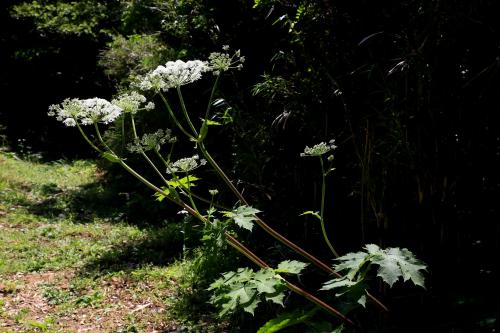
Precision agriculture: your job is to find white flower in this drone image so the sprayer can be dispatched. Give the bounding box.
[48,98,123,126]
[80,98,123,125]
[112,91,153,114]
[135,60,209,92]
[300,139,337,157]
[167,154,207,174]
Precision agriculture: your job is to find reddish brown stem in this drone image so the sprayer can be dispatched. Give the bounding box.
[225,233,360,330]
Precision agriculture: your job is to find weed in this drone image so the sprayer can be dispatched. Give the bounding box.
[26,318,55,332]
[14,308,29,323]
[42,284,72,305]
[0,280,21,294]
[74,291,103,308]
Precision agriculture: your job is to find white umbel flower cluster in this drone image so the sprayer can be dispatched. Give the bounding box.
[112,91,154,114]
[136,60,209,92]
[167,154,207,174]
[48,98,123,127]
[300,139,337,157]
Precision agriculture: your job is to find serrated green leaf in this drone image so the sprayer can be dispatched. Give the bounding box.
[265,292,285,306]
[167,175,200,189]
[223,205,261,231]
[320,276,357,291]
[242,297,261,315]
[227,285,254,304]
[374,255,401,287]
[372,247,427,288]
[254,269,279,294]
[257,309,317,333]
[275,260,308,274]
[209,266,286,317]
[153,187,170,202]
[334,251,369,280]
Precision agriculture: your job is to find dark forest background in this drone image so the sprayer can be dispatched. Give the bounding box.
[1,1,499,331]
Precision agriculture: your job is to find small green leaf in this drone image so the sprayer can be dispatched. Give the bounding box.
[223,205,261,231]
[265,292,285,306]
[275,260,308,274]
[153,187,170,202]
[102,152,121,163]
[300,210,321,221]
[167,175,200,189]
[204,119,221,126]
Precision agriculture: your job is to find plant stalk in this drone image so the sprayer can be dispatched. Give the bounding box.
[319,157,339,257]
[225,234,359,330]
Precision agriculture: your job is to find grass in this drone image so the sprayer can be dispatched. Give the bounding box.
[0,152,226,332]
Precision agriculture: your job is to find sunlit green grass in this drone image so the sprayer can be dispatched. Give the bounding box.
[0,152,224,332]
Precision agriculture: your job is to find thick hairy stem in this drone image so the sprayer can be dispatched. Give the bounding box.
[319,158,340,257]
[225,234,359,330]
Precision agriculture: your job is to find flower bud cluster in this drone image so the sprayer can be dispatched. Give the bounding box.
[300,139,337,157]
[128,129,176,153]
[48,98,123,127]
[112,91,154,114]
[209,46,245,75]
[167,154,207,174]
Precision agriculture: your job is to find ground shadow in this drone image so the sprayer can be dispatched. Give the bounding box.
[24,176,178,226]
[79,223,188,275]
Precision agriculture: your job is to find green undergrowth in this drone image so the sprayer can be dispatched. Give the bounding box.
[0,152,226,332]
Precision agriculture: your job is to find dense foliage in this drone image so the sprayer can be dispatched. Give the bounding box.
[1,1,499,331]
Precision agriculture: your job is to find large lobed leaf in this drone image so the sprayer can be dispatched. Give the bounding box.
[208,260,306,317]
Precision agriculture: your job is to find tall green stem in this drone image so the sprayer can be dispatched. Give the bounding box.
[319,158,339,257]
[75,123,103,154]
[158,92,195,140]
[203,75,220,121]
[177,87,198,137]
[198,142,340,275]
[185,173,198,212]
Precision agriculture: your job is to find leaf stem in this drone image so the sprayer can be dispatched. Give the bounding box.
[319,157,339,257]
